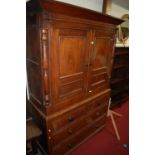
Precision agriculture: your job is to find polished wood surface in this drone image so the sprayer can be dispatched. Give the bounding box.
[52,28,89,102]
[26,0,123,154]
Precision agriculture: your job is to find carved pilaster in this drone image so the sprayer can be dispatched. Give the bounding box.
[41,28,50,106]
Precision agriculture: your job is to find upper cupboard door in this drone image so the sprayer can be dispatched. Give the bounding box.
[88,30,115,93]
[52,28,90,102]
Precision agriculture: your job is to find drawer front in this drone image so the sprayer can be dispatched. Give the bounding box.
[52,105,86,131]
[52,104,107,146]
[53,125,94,155]
[53,142,68,155]
[88,94,109,111]
[53,116,106,155]
[66,125,94,150]
[52,116,88,146]
[49,93,110,154]
[93,114,107,130]
[88,105,108,122]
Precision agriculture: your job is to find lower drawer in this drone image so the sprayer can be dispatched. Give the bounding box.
[88,105,108,122]
[52,116,88,146]
[92,114,107,130]
[53,115,106,155]
[51,105,86,131]
[87,93,110,111]
[53,125,93,155]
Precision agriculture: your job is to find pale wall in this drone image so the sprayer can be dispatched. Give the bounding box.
[111,0,129,18]
[55,0,104,12]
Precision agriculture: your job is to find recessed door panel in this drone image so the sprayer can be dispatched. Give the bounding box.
[52,28,90,101]
[59,37,86,77]
[92,38,109,69]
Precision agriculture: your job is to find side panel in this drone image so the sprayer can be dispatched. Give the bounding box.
[27,12,52,113]
[27,23,43,108]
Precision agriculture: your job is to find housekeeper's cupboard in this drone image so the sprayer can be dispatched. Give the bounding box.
[26,0,123,154]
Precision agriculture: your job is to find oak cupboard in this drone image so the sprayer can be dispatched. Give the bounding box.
[26,0,123,154]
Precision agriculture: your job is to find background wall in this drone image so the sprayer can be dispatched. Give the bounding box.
[111,0,129,18]
[111,0,129,47]
[55,0,129,17]
[55,0,104,12]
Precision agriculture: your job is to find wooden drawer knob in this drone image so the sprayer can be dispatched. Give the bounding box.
[85,64,89,67]
[68,116,74,122]
[67,143,73,149]
[95,124,99,129]
[97,102,102,106]
[67,129,73,134]
[96,112,101,116]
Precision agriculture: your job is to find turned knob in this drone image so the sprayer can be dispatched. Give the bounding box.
[85,64,92,67]
[95,124,99,129]
[68,143,73,148]
[96,112,100,116]
[97,102,101,106]
[67,129,73,134]
[68,116,74,122]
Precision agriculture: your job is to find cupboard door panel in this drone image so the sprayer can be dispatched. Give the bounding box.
[52,28,90,102]
[59,37,86,76]
[88,30,115,93]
